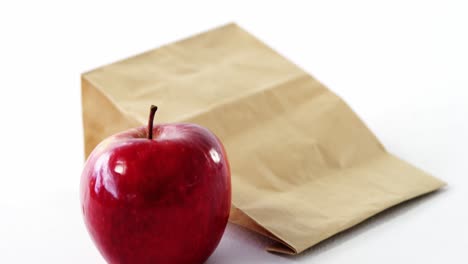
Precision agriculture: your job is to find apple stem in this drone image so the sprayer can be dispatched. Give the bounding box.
[148,105,158,140]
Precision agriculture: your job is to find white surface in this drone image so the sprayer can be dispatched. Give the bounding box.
[0,1,467,263]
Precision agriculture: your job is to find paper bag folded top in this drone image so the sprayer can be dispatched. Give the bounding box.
[82,23,445,254]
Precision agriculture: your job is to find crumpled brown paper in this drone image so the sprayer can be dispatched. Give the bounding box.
[81,23,445,254]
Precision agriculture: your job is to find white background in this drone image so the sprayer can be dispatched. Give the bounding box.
[0,1,467,263]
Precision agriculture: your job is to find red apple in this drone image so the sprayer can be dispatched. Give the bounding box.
[80,106,231,264]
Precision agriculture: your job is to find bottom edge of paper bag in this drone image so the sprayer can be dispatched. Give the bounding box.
[229,205,297,255]
[229,154,446,255]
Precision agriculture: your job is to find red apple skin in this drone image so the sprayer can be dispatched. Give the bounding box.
[80,123,231,264]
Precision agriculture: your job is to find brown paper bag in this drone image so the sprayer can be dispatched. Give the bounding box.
[81,23,445,254]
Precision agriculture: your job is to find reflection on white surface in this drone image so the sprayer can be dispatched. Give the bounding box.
[209,148,221,163]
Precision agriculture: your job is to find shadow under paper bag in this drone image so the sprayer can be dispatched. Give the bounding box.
[81,23,446,255]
